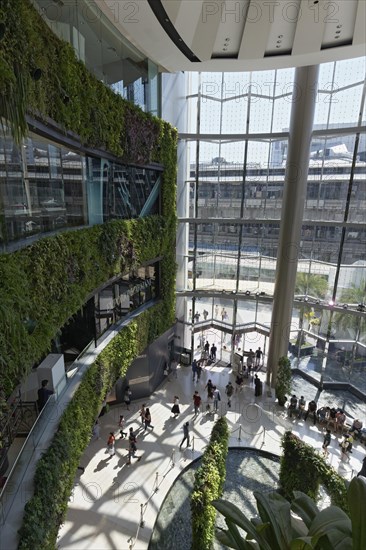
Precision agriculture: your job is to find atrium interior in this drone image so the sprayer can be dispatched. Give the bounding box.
[0,1,365,549]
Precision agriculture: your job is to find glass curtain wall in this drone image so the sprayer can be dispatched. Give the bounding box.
[180,58,366,394]
[31,0,160,115]
[0,129,161,249]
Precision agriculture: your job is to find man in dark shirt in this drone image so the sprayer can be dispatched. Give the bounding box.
[37,379,53,411]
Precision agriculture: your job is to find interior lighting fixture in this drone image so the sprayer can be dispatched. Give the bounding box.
[256,291,260,297]
[245,290,250,296]
[304,296,309,302]
[328,300,335,307]
[342,304,348,309]
[357,303,366,312]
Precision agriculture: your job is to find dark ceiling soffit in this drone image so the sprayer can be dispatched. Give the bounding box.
[147,0,201,63]
[26,114,164,172]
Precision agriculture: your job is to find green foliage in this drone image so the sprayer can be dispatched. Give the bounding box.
[17,316,158,549]
[191,417,229,550]
[333,281,366,336]
[275,356,292,405]
[0,3,178,548]
[280,432,348,513]
[0,216,172,397]
[0,0,177,165]
[295,273,328,299]
[213,478,366,550]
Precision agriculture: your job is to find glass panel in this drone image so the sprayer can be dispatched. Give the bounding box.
[221,96,247,134]
[200,97,222,133]
[272,67,294,132]
[314,62,334,126]
[334,260,366,305]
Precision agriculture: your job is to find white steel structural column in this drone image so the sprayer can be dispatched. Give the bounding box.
[267,65,319,389]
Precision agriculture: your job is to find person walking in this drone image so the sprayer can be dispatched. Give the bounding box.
[124,386,132,410]
[192,359,198,382]
[255,347,263,367]
[247,350,254,373]
[196,361,203,381]
[213,386,221,412]
[225,381,234,408]
[180,421,190,449]
[144,408,153,430]
[193,391,202,416]
[139,404,146,425]
[106,432,115,458]
[119,415,127,438]
[171,396,180,418]
[322,429,331,457]
[205,379,214,399]
[92,420,100,441]
[127,427,140,464]
[37,379,54,411]
[170,359,178,379]
[215,304,219,318]
[211,344,217,361]
[254,375,261,397]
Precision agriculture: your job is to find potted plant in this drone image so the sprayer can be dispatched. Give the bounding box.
[275,356,292,406]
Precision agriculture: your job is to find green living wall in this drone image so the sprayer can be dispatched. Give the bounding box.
[0,3,177,544]
[0,0,178,400]
[0,0,163,163]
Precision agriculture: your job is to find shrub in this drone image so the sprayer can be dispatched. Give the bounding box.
[191,417,229,550]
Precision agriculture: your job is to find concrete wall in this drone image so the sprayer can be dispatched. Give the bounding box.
[115,325,176,403]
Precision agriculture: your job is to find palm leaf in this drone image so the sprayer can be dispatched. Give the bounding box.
[291,491,319,528]
[212,499,273,550]
[254,491,292,550]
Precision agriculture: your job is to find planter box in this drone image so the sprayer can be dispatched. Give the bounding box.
[289,342,315,357]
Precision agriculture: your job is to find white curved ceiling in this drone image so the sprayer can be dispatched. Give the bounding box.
[97,0,366,72]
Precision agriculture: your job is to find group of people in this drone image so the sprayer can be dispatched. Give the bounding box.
[105,425,140,465]
[105,400,157,464]
[244,348,263,369]
[286,395,364,462]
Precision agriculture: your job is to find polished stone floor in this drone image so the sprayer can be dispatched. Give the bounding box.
[57,362,366,550]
